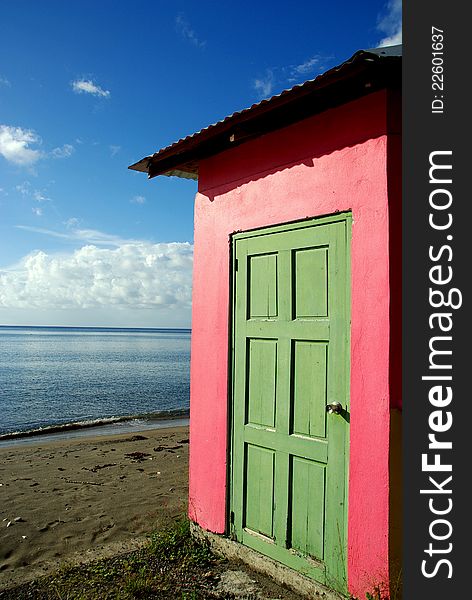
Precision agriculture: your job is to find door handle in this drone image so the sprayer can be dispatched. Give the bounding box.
[326,401,343,414]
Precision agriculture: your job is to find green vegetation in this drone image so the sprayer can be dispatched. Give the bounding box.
[1,518,393,599]
[364,585,389,600]
[0,519,221,600]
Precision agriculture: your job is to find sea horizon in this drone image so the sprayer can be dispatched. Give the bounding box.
[0,324,191,332]
[0,325,191,445]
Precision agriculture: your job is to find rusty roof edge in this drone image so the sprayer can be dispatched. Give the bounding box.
[128,158,150,173]
[129,47,401,177]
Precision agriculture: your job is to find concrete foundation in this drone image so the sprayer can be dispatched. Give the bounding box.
[190,522,347,600]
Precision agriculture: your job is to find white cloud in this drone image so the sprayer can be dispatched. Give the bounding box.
[32,207,43,217]
[254,70,274,99]
[292,56,322,77]
[253,54,332,99]
[51,144,75,159]
[0,125,42,166]
[71,79,111,98]
[16,181,32,195]
[64,217,81,228]
[377,0,402,47]
[109,145,121,157]
[15,182,51,202]
[0,242,193,312]
[16,225,142,247]
[175,14,206,48]
[0,127,73,167]
[0,76,11,87]
[252,54,335,100]
[131,195,146,205]
[286,55,333,84]
[33,190,51,202]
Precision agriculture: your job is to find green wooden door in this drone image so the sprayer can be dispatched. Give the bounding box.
[230,214,351,593]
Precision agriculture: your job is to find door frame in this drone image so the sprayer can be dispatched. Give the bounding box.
[227,212,352,592]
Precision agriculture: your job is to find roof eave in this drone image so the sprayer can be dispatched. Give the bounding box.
[129,49,401,180]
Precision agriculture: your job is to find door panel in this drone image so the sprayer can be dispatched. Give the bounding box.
[231,215,350,593]
[245,445,276,538]
[249,253,278,318]
[294,247,328,318]
[291,341,327,438]
[247,339,277,428]
[290,456,326,560]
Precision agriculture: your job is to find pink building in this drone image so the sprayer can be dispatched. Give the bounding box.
[130,46,402,599]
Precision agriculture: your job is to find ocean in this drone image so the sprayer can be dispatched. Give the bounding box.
[0,326,191,442]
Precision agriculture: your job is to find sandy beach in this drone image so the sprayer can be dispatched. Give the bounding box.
[0,425,189,590]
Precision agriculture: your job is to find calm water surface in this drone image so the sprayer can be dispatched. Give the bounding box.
[0,326,190,437]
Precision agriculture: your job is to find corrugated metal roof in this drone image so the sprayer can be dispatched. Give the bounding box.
[129,45,401,180]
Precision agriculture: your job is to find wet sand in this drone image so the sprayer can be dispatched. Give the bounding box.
[0,425,189,590]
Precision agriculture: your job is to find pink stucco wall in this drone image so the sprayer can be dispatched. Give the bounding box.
[189,90,398,597]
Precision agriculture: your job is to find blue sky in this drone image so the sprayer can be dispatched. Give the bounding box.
[0,1,401,327]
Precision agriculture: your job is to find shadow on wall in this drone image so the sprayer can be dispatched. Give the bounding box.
[198,91,393,203]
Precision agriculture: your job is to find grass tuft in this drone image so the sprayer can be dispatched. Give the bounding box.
[0,518,219,600]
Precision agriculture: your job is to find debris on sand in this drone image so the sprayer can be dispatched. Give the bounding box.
[124,452,151,462]
[153,445,183,453]
[82,463,117,473]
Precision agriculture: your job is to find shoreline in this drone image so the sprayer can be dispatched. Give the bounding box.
[0,410,189,448]
[0,325,191,334]
[0,424,189,589]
